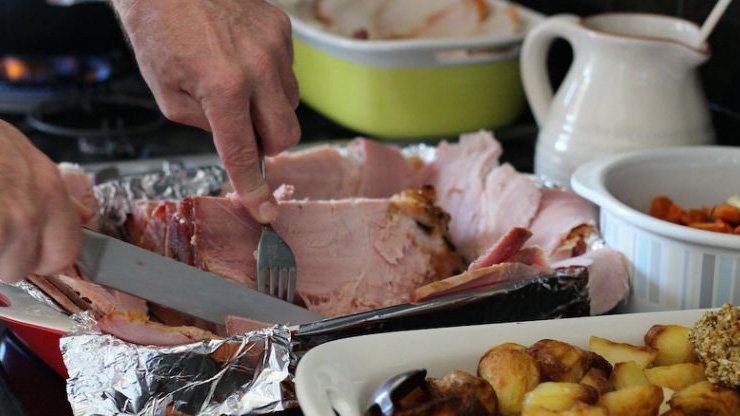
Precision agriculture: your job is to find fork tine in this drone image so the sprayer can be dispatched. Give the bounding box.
[276,268,284,300]
[269,267,277,296]
[287,268,297,303]
[257,267,266,293]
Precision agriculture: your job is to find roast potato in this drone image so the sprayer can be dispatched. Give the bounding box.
[522,403,608,416]
[521,382,598,411]
[660,409,687,416]
[644,363,706,391]
[528,340,591,382]
[428,370,497,415]
[478,344,541,415]
[668,380,740,416]
[589,336,657,368]
[644,325,697,366]
[579,368,613,395]
[609,361,652,389]
[597,384,664,416]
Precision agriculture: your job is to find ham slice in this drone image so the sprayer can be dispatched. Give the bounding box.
[428,132,541,260]
[411,262,543,302]
[528,188,598,261]
[264,138,421,200]
[553,248,630,315]
[183,188,463,317]
[468,227,532,272]
[54,273,148,317]
[98,312,217,346]
[225,316,271,336]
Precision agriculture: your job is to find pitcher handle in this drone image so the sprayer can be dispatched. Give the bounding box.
[521,14,582,126]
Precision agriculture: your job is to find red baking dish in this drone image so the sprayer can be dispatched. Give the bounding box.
[0,285,76,378]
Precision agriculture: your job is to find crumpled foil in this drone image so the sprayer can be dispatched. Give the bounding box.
[93,163,227,235]
[62,325,295,416]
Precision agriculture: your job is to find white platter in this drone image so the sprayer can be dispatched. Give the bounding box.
[295,309,708,416]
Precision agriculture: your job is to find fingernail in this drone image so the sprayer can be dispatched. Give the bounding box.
[258,200,279,223]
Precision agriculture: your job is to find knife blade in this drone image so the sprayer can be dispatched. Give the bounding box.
[77,229,323,325]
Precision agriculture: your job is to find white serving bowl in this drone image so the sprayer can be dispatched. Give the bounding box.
[572,146,740,312]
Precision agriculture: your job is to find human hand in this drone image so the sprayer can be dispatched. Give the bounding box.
[113,0,301,224]
[0,121,84,283]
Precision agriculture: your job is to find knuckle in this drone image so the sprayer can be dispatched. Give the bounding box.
[221,145,258,171]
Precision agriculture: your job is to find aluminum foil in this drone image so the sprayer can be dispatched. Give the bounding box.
[93,163,227,234]
[62,325,295,416]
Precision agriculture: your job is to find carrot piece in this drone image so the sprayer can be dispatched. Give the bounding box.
[681,209,710,225]
[649,196,674,219]
[735,225,740,235]
[712,204,740,225]
[689,221,733,233]
[665,204,685,224]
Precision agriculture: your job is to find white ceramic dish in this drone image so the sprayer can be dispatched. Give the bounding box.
[295,309,707,416]
[572,146,740,312]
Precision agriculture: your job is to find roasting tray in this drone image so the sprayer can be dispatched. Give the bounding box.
[0,153,594,414]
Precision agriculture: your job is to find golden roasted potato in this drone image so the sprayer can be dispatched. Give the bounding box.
[660,409,687,416]
[644,363,706,391]
[529,340,591,382]
[609,361,652,389]
[598,384,664,416]
[668,381,740,416]
[478,345,541,415]
[579,368,614,395]
[522,382,598,411]
[522,403,608,416]
[428,370,498,415]
[644,325,698,366]
[589,336,658,368]
[587,352,613,377]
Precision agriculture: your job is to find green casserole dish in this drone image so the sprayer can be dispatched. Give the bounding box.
[279,0,543,139]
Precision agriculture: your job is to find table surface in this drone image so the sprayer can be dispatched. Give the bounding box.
[0,105,537,415]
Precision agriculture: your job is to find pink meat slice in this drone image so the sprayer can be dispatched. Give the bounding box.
[507,246,552,272]
[126,200,173,255]
[98,312,217,346]
[265,138,421,200]
[411,262,543,302]
[265,145,362,200]
[528,188,598,261]
[183,195,459,317]
[225,316,271,336]
[349,138,422,198]
[468,227,532,272]
[54,273,148,316]
[427,131,541,260]
[58,162,100,230]
[552,248,630,315]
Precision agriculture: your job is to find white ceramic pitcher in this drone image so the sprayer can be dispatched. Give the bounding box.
[521,13,715,186]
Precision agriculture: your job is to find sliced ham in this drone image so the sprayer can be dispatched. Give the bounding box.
[225,316,271,336]
[411,262,544,302]
[26,274,84,314]
[54,273,148,317]
[507,246,552,272]
[428,132,541,260]
[552,248,630,315]
[183,189,463,317]
[264,138,421,200]
[265,145,361,200]
[528,188,598,261]
[468,227,532,272]
[98,311,217,346]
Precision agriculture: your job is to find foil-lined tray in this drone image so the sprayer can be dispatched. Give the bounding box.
[39,151,594,415]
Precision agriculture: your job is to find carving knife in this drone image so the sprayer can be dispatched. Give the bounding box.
[77,229,324,325]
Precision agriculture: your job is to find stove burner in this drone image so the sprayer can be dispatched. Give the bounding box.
[27,96,166,158]
[1,54,115,85]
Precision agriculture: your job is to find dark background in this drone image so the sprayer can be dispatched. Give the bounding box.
[0,1,739,416]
